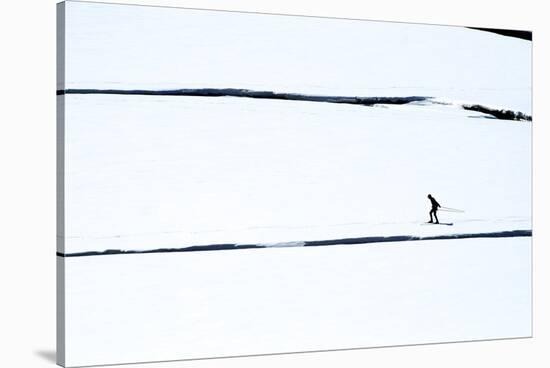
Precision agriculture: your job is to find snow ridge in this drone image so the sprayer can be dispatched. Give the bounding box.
[462,104,532,121]
[57,229,531,258]
[58,88,429,106]
[59,88,531,121]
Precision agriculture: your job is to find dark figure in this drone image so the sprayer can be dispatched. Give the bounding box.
[427,194,441,224]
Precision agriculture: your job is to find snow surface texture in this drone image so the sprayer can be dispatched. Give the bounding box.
[59,1,532,367]
[64,95,531,253]
[63,2,531,113]
[64,238,531,366]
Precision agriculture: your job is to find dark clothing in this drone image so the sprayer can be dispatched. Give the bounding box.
[428,196,441,223]
[429,208,439,223]
[429,197,441,210]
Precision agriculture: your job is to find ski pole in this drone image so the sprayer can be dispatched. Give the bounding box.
[439,206,464,213]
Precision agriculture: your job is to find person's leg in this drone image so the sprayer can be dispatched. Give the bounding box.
[434,209,439,224]
[429,209,433,223]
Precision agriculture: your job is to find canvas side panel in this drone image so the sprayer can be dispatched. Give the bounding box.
[56,2,66,367]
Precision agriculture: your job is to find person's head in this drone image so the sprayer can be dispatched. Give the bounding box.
[427,194,432,199]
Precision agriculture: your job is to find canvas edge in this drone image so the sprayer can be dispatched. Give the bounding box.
[52,2,534,366]
[56,2,66,367]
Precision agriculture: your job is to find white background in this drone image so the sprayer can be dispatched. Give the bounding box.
[0,0,548,367]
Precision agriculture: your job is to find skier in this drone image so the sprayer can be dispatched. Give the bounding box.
[427,194,441,224]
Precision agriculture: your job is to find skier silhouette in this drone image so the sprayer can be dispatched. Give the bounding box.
[427,194,441,224]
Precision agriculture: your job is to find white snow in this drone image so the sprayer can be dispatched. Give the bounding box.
[64,95,530,253]
[63,1,531,113]
[64,237,531,367]
[59,2,532,367]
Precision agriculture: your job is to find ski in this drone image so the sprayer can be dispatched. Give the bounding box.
[421,222,454,226]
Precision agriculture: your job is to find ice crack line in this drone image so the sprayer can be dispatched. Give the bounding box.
[57,88,531,121]
[57,229,532,258]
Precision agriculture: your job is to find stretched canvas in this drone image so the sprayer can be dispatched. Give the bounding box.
[56,1,532,367]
